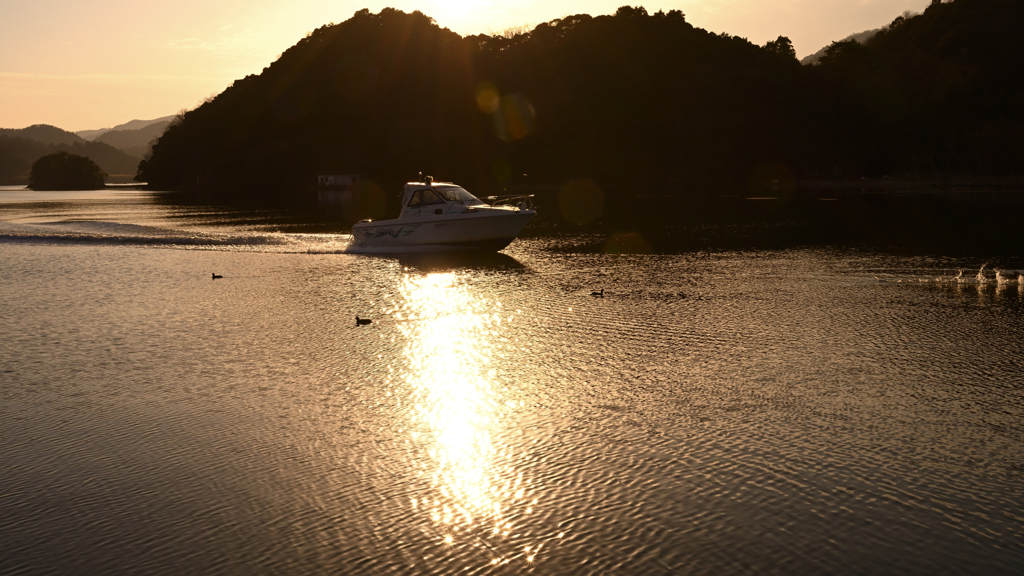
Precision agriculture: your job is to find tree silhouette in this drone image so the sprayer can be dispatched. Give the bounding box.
[764,36,796,59]
[29,152,106,190]
[138,1,1024,202]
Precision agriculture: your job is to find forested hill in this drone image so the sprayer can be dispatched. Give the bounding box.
[817,0,1024,178]
[0,124,87,146]
[95,120,172,158]
[0,125,143,185]
[800,28,880,65]
[139,0,1024,198]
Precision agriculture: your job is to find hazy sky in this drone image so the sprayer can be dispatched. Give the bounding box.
[0,0,931,131]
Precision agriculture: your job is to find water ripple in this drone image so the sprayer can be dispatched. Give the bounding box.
[2,194,1024,574]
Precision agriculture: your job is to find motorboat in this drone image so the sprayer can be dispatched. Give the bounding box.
[351,178,536,251]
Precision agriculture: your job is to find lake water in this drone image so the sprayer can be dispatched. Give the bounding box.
[2,188,1023,575]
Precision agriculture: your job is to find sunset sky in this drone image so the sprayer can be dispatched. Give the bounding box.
[1,0,931,132]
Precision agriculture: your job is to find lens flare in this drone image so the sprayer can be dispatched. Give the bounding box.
[494,93,535,141]
[475,82,500,114]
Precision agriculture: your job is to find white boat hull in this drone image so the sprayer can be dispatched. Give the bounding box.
[351,208,536,250]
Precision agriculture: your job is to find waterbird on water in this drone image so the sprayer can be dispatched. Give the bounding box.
[212,273,223,279]
[356,315,372,326]
[590,288,604,297]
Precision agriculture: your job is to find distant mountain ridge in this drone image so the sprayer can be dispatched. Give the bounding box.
[0,117,174,184]
[0,124,87,146]
[0,124,143,185]
[801,28,882,65]
[94,120,173,158]
[76,116,175,141]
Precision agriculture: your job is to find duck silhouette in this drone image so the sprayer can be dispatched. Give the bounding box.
[590,288,604,297]
[356,315,372,326]
[212,273,223,279]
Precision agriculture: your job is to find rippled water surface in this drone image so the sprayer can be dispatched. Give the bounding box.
[2,189,1024,574]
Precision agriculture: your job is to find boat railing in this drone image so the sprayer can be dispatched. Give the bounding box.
[485,194,535,211]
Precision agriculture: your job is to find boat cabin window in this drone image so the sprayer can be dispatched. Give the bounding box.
[435,187,479,203]
[407,189,446,207]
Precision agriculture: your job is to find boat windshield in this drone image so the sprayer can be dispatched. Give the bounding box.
[407,189,446,207]
[434,187,480,203]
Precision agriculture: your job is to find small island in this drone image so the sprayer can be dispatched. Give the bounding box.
[29,151,107,190]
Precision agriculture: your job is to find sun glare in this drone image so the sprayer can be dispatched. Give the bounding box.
[419,0,505,34]
[392,270,550,568]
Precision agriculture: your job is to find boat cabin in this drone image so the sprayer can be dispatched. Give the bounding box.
[399,182,486,219]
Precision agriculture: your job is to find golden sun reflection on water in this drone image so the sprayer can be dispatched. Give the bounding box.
[393,271,542,566]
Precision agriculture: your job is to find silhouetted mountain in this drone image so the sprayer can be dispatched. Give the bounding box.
[0,124,86,146]
[0,134,142,185]
[75,128,111,141]
[139,7,806,198]
[139,1,1024,204]
[96,120,172,157]
[77,116,175,141]
[800,28,881,65]
[813,0,1024,177]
